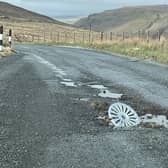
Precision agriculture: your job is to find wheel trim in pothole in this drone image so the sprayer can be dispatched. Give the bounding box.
[108,103,140,127]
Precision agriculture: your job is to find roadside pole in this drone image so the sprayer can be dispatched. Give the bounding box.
[0,25,3,51]
[89,24,91,43]
[8,29,12,48]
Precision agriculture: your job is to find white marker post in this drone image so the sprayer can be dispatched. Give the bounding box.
[0,25,3,52]
[8,29,12,48]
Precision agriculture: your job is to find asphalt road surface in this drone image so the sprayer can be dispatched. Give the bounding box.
[0,44,168,168]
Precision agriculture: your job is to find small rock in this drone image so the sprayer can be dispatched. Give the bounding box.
[146,114,153,119]
[140,122,163,129]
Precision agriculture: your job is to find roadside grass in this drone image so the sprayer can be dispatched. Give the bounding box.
[0,47,15,57]
[3,20,168,64]
[88,39,168,64]
[44,38,168,65]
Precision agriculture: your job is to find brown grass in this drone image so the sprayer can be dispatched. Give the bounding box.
[0,47,14,57]
[1,20,168,64]
[87,38,168,64]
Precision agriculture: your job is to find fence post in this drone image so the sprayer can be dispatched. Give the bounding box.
[157,30,160,42]
[122,32,125,40]
[0,25,3,51]
[50,32,53,42]
[82,32,85,43]
[43,32,46,43]
[105,32,108,41]
[138,30,141,40]
[147,31,150,42]
[73,32,76,43]
[89,24,91,43]
[8,29,12,48]
[22,33,24,42]
[110,32,113,41]
[100,32,104,42]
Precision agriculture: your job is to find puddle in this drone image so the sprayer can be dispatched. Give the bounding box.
[140,114,168,128]
[79,98,90,102]
[88,84,107,89]
[99,90,123,99]
[79,81,97,86]
[60,81,77,87]
[63,79,72,82]
[88,84,123,99]
[73,98,90,102]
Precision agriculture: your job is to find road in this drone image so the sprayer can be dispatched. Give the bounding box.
[0,44,168,168]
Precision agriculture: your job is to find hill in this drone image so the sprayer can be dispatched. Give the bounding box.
[74,5,168,34]
[0,1,63,24]
[0,2,89,44]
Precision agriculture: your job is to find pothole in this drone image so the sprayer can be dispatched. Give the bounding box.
[62,78,72,82]
[88,84,107,89]
[88,84,123,99]
[73,98,90,102]
[79,98,90,102]
[98,90,123,99]
[92,101,168,129]
[60,81,77,87]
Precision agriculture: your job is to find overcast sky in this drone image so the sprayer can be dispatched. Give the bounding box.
[2,0,168,18]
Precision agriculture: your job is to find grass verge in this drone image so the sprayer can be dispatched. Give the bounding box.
[43,39,168,65]
[0,47,15,58]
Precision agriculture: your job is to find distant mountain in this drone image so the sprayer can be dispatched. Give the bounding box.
[75,5,168,34]
[0,1,64,24]
[55,16,84,24]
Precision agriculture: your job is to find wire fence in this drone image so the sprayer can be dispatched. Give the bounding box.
[12,30,168,44]
[1,22,166,44]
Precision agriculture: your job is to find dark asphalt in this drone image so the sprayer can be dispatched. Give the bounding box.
[0,44,168,168]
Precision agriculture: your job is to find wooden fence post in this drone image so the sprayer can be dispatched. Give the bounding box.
[122,32,125,40]
[100,32,103,42]
[50,32,53,42]
[89,24,92,43]
[82,32,85,43]
[43,32,46,43]
[147,31,150,42]
[110,32,113,41]
[22,33,24,43]
[157,30,160,42]
[73,32,76,43]
[138,30,141,40]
